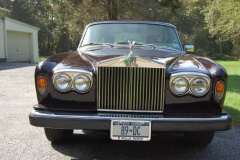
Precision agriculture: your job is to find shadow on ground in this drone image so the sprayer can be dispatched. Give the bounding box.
[0,62,36,71]
[223,105,240,127]
[51,130,233,160]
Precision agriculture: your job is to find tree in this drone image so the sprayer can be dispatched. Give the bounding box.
[2,0,236,59]
[203,0,240,58]
[0,0,34,25]
[50,0,181,43]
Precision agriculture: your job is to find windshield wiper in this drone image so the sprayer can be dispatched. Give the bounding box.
[81,43,113,47]
[115,41,155,49]
[114,41,128,44]
[142,44,156,49]
[115,41,143,45]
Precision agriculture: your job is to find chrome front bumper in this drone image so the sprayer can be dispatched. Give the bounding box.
[29,109,232,131]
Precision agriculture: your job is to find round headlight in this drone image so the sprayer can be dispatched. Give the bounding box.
[54,74,72,92]
[190,78,209,96]
[74,74,91,92]
[171,77,189,95]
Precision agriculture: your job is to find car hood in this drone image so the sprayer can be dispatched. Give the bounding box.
[80,46,183,68]
[51,46,212,76]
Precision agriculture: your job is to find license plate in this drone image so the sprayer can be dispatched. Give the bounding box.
[110,120,151,141]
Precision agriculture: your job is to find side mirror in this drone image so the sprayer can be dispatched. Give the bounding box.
[184,45,194,53]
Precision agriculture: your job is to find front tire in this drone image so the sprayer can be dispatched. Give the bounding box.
[44,128,73,143]
[184,131,214,147]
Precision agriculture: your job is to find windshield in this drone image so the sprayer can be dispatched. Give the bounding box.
[81,23,182,50]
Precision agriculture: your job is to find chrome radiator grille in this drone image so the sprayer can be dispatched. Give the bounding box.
[97,67,165,112]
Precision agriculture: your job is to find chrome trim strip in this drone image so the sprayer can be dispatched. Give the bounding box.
[104,67,107,109]
[169,72,210,96]
[53,69,93,93]
[81,45,183,52]
[97,67,100,109]
[156,69,160,109]
[160,69,163,110]
[170,72,211,78]
[139,68,142,110]
[97,109,163,113]
[154,69,157,110]
[162,69,166,111]
[119,67,122,109]
[173,27,184,51]
[99,114,163,119]
[53,69,93,75]
[30,110,229,121]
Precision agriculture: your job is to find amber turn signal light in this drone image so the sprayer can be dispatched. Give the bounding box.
[38,76,47,95]
[38,76,46,89]
[215,80,224,100]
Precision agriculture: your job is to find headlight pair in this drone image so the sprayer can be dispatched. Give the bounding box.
[170,73,210,96]
[54,70,92,93]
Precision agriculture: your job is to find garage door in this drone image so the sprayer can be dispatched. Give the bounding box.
[7,31,31,62]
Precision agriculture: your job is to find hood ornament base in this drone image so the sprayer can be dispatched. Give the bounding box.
[128,40,136,57]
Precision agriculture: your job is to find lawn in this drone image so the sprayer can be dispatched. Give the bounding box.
[39,56,49,62]
[215,60,240,126]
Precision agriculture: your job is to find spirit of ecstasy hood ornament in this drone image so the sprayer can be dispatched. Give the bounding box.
[116,40,138,67]
[128,40,136,57]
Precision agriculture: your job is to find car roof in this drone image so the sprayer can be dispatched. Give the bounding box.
[86,20,177,29]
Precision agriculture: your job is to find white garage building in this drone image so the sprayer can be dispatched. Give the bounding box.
[0,7,40,63]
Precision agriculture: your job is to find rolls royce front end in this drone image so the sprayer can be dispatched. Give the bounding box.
[29,21,232,146]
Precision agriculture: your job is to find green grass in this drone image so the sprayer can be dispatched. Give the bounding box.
[39,56,49,62]
[0,58,6,62]
[215,60,240,126]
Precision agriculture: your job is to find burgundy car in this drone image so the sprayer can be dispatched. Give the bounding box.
[29,21,232,146]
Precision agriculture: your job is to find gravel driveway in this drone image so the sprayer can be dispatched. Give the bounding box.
[0,62,240,160]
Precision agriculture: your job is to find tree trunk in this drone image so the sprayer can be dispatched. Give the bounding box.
[220,41,223,55]
[111,0,118,20]
[51,11,54,53]
[214,37,216,55]
[47,36,50,55]
[107,0,118,20]
[107,0,111,20]
[67,29,70,52]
